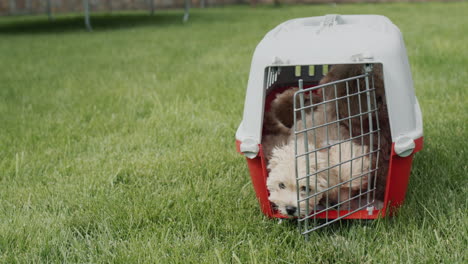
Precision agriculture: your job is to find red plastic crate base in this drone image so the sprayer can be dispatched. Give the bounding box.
[236,137,423,220]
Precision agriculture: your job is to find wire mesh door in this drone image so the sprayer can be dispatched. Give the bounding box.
[293,64,381,237]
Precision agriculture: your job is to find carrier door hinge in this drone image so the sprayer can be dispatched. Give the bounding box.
[394,136,415,157]
[240,139,259,159]
[351,53,374,62]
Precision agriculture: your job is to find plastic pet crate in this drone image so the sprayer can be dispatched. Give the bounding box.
[235,14,423,235]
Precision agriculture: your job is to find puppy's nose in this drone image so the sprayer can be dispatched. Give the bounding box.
[285,205,297,216]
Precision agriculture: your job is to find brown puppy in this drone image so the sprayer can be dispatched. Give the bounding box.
[318,64,391,201]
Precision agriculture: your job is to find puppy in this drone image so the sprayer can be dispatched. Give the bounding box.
[269,64,390,203]
[265,84,371,216]
[267,128,370,217]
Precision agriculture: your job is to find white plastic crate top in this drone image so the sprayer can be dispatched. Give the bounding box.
[236,14,423,159]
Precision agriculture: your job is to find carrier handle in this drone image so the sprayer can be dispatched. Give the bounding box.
[317,14,342,33]
[320,14,339,28]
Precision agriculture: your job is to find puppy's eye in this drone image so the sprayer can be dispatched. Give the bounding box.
[279,183,286,189]
[300,186,307,192]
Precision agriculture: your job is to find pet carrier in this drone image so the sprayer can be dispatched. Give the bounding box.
[235,14,423,235]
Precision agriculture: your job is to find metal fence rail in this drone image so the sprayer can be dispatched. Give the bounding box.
[1,0,192,31]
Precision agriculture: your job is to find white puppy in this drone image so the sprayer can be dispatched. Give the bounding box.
[267,130,370,217]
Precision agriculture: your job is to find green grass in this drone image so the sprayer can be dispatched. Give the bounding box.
[0,2,467,263]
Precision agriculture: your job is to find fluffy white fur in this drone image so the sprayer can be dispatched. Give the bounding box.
[267,111,370,217]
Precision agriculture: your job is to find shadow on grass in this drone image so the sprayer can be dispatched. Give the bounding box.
[279,216,385,235]
[0,12,196,34]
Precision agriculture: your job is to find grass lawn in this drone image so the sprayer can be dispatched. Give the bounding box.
[0,2,467,263]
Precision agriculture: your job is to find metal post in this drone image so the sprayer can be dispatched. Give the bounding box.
[9,0,15,15]
[46,0,53,21]
[27,0,32,13]
[150,0,155,16]
[84,0,93,31]
[183,0,190,22]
